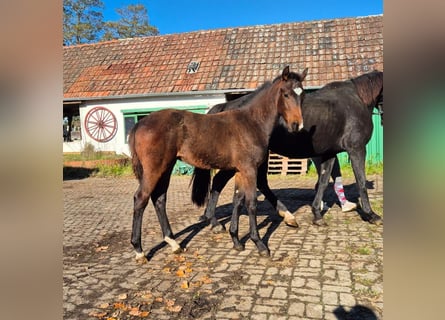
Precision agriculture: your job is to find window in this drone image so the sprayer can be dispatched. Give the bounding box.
[121,106,207,143]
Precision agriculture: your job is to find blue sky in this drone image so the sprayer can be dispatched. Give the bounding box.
[103,0,383,35]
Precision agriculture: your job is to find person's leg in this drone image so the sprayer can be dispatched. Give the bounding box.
[331,158,357,212]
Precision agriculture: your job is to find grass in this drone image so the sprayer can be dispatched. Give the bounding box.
[63,143,132,179]
[64,143,383,179]
[63,142,129,162]
[306,161,383,178]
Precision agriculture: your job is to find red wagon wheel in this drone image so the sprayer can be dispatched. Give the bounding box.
[84,107,117,142]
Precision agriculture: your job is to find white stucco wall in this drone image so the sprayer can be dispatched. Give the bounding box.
[76,93,226,155]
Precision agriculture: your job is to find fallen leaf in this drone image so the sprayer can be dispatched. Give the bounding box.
[139,311,150,317]
[113,302,127,310]
[191,281,202,287]
[155,297,163,303]
[141,293,153,300]
[176,269,185,277]
[165,299,175,307]
[98,302,110,309]
[200,275,212,284]
[95,246,109,252]
[162,267,171,273]
[180,281,189,289]
[167,305,182,313]
[129,309,141,316]
[89,311,107,318]
[174,255,186,263]
[118,293,127,300]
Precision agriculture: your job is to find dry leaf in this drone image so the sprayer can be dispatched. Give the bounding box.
[113,302,127,310]
[155,297,163,303]
[191,281,202,287]
[167,305,182,313]
[200,275,212,284]
[139,311,150,317]
[117,293,127,300]
[141,293,153,300]
[95,246,109,252]
[180,281,189,289]
[162,267,171,273]
[129,309,141,316]
[98,302,110,309]
[165,299,175,307]
[89,311,107,318]
[176,269,185,277]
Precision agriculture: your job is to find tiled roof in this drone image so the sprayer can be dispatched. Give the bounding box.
[63,15,383,99]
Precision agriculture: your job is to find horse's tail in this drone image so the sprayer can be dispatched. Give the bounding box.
[128,124,143,182]
[191,168,211,207]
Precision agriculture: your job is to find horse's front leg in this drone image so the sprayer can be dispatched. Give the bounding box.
[349,149,382,224]
[257,159,298,227]
[237,170,270,256]
[200,169,235,233]
[311,157,335,226]
[245,190,270,257]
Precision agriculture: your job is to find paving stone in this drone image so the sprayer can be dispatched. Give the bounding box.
[63,174,383,319]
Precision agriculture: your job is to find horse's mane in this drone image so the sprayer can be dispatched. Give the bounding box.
[208,71,304,114]
[351,70,383,106]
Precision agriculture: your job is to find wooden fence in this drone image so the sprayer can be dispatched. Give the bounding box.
[268,153,308,175]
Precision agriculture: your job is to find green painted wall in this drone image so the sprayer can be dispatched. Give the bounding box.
[337,113,383,165]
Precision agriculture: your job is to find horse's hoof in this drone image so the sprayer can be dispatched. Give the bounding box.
[284,218,299,228]
[135,252,147,264]
[279,210,299,228]
[211,224,226,234]
[198,214,207,222]
[172,246,183,254]
[369,215,383,225]
[233,243,245,251]
[313,219,327,227]
[259,249,271,257]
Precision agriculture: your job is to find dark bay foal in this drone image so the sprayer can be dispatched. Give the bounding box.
[128,66,307,261]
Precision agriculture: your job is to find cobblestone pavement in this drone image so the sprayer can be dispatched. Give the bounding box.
[63,173,383,320]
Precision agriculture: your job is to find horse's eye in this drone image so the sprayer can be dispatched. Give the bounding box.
[284,93,289,98]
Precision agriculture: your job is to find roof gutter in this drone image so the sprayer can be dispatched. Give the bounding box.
[63,86,322,102]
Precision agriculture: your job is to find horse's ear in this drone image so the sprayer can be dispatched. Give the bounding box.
[282,66,290,80]
[300,68,309,81]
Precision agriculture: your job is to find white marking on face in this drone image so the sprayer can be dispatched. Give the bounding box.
[294,87,303,96]
[298,122,304,131]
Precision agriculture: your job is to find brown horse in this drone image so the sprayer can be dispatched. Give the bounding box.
[128,66,307,261]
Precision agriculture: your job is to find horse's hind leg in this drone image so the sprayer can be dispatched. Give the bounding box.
[349,150,382,224]
[151,165,182,253]
[311,157,335,226]
[131,181,153,262]
[229,185,245,252]
[257,160,298,227]
[200,169,235,233]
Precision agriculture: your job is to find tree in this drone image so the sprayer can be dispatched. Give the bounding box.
[102,4,159,41]
[64,0,105,45]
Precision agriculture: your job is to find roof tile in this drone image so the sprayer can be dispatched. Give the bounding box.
[64,15,383,99]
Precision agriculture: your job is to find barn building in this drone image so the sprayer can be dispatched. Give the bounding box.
[63,14,383,170]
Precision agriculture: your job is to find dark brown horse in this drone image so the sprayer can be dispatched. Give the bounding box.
[128,66,307,261]
[193,70,383,229]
